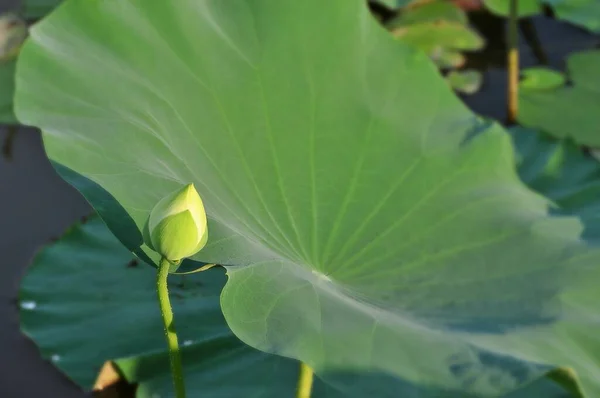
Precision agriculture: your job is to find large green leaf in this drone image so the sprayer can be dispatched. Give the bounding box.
[519,50,600,147]
[14,0,600,396]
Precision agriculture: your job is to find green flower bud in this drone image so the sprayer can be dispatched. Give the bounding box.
[143,183,208,263]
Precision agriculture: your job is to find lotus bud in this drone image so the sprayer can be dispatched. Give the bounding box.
[143,183,208,263]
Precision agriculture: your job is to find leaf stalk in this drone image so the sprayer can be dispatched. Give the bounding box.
[157,257,186,398]
[296,362,314,398]
[507,0,519,123]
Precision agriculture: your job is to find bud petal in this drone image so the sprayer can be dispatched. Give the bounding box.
[143,183,208,262]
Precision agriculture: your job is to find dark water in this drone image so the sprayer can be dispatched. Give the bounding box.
[0,2,598,397]
[462,11,600,121]
[0,126,90,397]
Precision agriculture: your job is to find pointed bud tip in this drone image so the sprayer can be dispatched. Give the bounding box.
[180,183,200,201]
[144,182,208,263]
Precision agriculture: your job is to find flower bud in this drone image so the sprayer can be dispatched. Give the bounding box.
[143,183,208,263]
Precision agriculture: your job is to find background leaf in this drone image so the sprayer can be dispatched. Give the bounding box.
[373,0,421,9]
[447,69,483,94]
[483,0,541,17]
[23,0,63,19]
[519,50,600,147]
[387,1,468,27]
[19,215,347,398]
[482,0,600,32]
[549,0,600,33]
[387,1,484,69]
[520,68,566,91]
[510,126,600,244]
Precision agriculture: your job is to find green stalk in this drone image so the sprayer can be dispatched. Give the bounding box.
[296,362,314,398]
[157,257,186,398]
[507,0,519,124]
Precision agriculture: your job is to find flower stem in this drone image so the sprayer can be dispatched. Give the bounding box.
[507,0,519,124]
[157,257,186,398]
[296,362,314,398]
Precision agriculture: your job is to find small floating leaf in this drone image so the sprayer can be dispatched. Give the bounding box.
[447,69,483,94]
[483,0,541,17]
[519,50,600,146]
[520,68,566,91]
